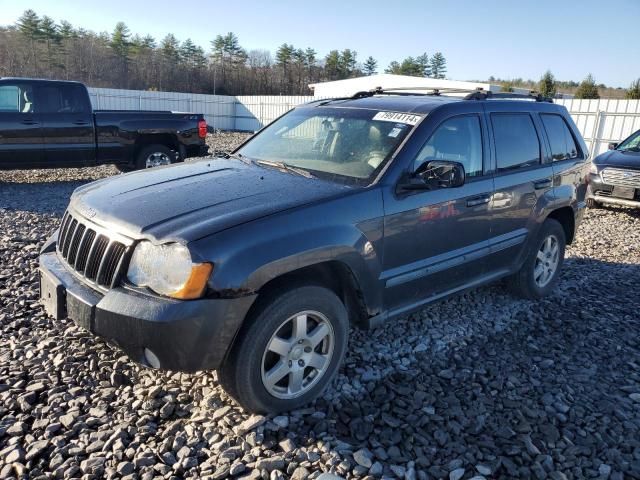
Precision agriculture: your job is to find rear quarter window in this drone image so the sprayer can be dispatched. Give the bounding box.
[540,113,580,161]
[491,113,541,172]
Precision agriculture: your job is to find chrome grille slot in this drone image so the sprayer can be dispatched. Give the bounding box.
[85,235,109,281]
[602,168,640,188]
[56,210,132,290]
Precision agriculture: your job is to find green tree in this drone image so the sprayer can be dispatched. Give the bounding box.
[626,78,640,99]
[17,9,41,40]
[324,50,341,80]
[429,52,447,79]
[574,74,600,99]
[339,49,357,78]
[110,22,130,57]
[538,70,557,98]
[501,82,514,92]
[416,53,430,77]
[363,56,377,76]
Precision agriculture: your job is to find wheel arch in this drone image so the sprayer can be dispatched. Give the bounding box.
[546,205,575,244]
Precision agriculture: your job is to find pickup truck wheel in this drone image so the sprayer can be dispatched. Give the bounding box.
[136,144,176,169]
[219,285,348,413]
[507,218,566,299]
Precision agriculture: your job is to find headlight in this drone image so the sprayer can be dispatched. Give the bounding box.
[589,163,599,175]
[127,241,213,299]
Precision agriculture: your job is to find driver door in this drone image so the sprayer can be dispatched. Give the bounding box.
[381,113,495,315]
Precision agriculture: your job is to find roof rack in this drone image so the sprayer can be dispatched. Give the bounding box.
[349,86,553,103]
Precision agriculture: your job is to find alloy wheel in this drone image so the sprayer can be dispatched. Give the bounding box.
[261,310,335,399]
[534,234,560,287]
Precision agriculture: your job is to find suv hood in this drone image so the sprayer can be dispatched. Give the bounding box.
[70,159,351,242]
[594,149,640,169]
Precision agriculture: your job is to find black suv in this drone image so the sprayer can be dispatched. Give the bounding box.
[40,89,589,413]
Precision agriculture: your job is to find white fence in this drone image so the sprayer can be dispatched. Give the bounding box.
[87,87,316,132]
[87,87,640,158]
[556,99,640,156]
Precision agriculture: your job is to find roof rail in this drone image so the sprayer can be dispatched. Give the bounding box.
[464,90,554,103]
[348,86,554,103]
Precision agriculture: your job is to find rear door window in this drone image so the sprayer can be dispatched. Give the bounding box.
[37,84,90,113]
[540,114,579,160]
[491,113,541,172]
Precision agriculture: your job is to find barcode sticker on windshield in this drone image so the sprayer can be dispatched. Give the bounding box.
[373,111,421,125]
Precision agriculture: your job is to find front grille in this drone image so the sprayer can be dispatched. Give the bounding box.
[56,210,132,290]
[602,168,640,188]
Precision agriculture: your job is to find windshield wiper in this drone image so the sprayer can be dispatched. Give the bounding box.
[255,159,316,178]
[220,151,252,164]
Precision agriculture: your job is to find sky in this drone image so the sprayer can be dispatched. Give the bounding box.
[1,0,638,88]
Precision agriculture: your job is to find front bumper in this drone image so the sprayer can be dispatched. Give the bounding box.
[39,251,256,372]
[587,173,640,208]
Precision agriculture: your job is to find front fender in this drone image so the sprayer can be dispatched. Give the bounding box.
[189,189,385,315]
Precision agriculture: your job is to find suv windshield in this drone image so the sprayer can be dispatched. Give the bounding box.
[617,131,640,152]
[237,106,420,185]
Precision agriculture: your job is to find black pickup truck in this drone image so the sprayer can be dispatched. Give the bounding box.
[0,78,209,171]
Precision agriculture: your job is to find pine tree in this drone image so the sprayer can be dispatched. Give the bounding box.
[339,49,357,79]
[325,50,341,80]
[626,78,640,100]
[429,52,447,79]
[416,53,430,77]
[17,9,41,40]
[538,70,557,98]
[363,56,377,76]
[575,74,600,99]
[110,22,130,58]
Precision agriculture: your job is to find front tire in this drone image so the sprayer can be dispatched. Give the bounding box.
[507,218,566,299]
[219,285,348,413]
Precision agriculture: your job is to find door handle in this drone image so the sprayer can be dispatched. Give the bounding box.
[73,120,90,125]
[466,195,490,207]
[21,119,38,125]
[533,179,552,190]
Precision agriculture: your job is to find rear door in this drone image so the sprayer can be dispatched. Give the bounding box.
[484,105,554,271]
[36,82,96,167]
[0,81,44,168]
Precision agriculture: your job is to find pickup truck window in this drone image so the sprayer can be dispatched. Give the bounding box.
[37,84,90,113]
[413,115,484,177]
[237,107,417,185]
[0,84,34,112]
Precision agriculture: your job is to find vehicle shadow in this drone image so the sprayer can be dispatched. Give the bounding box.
[595,203,640,219]
[294,256,640,477]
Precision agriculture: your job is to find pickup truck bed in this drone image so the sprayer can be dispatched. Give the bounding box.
[0,78,209,170]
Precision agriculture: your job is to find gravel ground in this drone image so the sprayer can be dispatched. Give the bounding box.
[1,133,639,480]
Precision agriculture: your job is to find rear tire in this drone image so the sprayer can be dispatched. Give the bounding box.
[219,285,348,413]
[135,144,177,170]
[507,218,566,300]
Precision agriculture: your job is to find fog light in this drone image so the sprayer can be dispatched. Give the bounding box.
[144,348,161,369]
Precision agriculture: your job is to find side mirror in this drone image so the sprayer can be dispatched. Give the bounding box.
[404,160,465,190]
[608,142,618,150]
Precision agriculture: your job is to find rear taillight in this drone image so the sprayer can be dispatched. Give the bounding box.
[198,119,207,139]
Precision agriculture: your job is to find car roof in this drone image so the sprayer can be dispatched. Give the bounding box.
[304,94,566,115]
